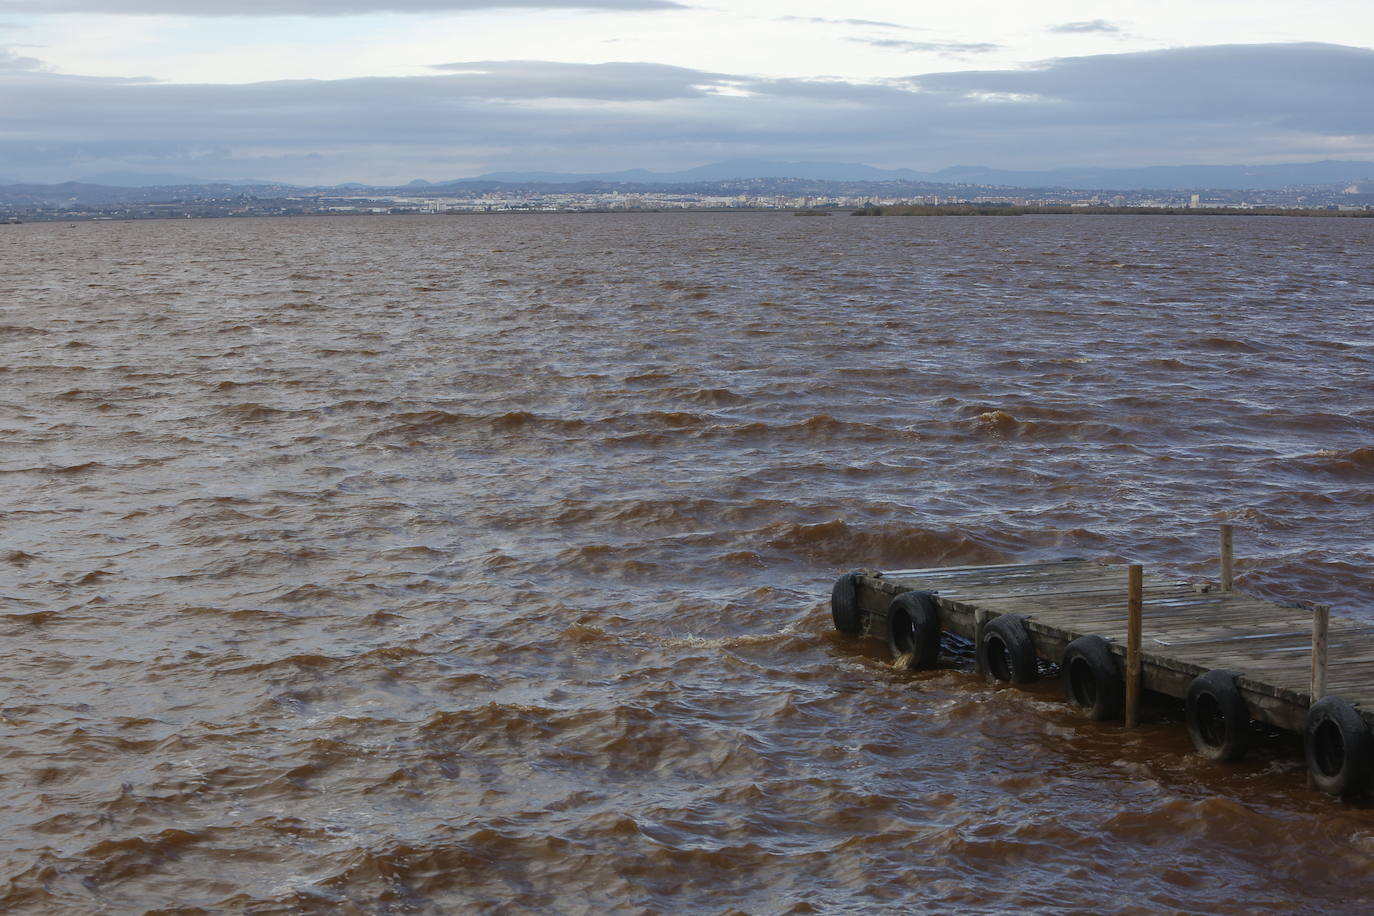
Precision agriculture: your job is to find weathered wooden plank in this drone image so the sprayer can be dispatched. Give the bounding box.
[1169,649,1312,666]
[880,559,1103,579]
[898,577,1142,602]
[904,577,1269,611]
[1318,671,1374,687]
[931,589,1190,615]
[880,561,1081,578]
[1318,666,1374,682]
[939,575,1192,595]
[907,582,1172,604]
[1161,618,1374,639]
[954,587,1219,611]
[1147,626,1321,647]
[969,607,1289,641]
[930,567,1120,586]
[1061,604,1309,632]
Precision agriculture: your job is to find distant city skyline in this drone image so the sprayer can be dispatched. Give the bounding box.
[1,2,1371,185]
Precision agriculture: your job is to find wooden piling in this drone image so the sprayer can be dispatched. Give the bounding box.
[1125,564,1143,728]
[1311,604,1330,703]
[1220,524,1234,592]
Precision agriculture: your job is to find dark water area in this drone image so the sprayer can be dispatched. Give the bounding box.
[3,211,1374,913]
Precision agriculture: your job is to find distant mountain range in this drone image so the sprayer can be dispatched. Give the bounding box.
[422,159,1374,192]
[440,160,919,185]
[5,158,1373,195]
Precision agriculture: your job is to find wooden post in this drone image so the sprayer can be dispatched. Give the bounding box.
[1311,604,1330,704]
[1125,564,1143,728]
[1220,524,1234,592]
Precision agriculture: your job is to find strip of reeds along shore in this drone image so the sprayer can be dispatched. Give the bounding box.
[852,204,1374,217]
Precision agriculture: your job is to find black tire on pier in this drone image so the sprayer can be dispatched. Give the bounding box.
[830,572,863,634]
[1305,696,1374,797]
[979,614,1038,684]
[886,591,942,670]
[1061,635,1124,720]
[1185,669,1251,762]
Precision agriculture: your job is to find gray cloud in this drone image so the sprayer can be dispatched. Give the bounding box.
[856,38,1000,55]
[909,42,1374,133]
[1,43,1370,184]
[779,16,912,30]
[428,60,724,100]
[1049,20,1121,34]
[0,0,683,14]
[0,45,42,69]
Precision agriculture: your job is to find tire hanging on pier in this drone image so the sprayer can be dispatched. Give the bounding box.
[886,591,941,670]
[1305,696,1374,797]
[830,572,863,634]
[1060,635,1124,720]
[978,614,1038,684]
[1185,669,1250,762]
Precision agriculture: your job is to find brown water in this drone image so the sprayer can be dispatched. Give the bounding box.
[3,212,1374,914]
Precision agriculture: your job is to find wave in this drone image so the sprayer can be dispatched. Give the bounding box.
[370,409,590,441]
[966,408,1149,443]
[760,518,1009,568]
[0,460,104,475]
[660,386,750,406]
[1192,336,1263,353]
[226,652,341,675]
[221,402,297,421]
[1280,446,1374,479]
[1,609,57,624]
[77,829,206,883]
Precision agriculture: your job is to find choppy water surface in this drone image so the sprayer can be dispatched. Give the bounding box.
[4,212,1374,913]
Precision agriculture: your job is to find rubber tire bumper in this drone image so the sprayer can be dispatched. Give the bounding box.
[1185,669,1250,762]
[978,614,1038,683]
[886,591,941,669]
[830,572,863,634]
[1061,635,1124,720]
[1305,696,1374,797]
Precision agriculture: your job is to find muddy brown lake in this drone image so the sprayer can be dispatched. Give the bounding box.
[3,211,1374,913]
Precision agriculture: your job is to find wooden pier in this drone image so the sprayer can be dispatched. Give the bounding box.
[830,545,1374,796]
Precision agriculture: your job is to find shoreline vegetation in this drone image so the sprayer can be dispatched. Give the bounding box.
[849,204,1374,218]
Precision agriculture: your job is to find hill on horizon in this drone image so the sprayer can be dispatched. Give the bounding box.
[441,158,1374,192]
[6,158,1374,194]
[456,159,926,185]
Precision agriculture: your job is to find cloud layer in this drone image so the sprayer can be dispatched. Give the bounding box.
[779,17,912,30]
[1,43,1370,184]
[0,45,42,69]
[0,0,681,14]
[1049,20,1120,34]
[856,38,1000,55]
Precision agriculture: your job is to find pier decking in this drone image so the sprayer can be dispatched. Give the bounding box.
[833,557,1374,795]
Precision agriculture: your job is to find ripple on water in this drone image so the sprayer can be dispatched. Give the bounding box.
[3,212,1374,913]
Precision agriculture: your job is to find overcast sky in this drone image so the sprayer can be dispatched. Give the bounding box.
[1,0,1371,184]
